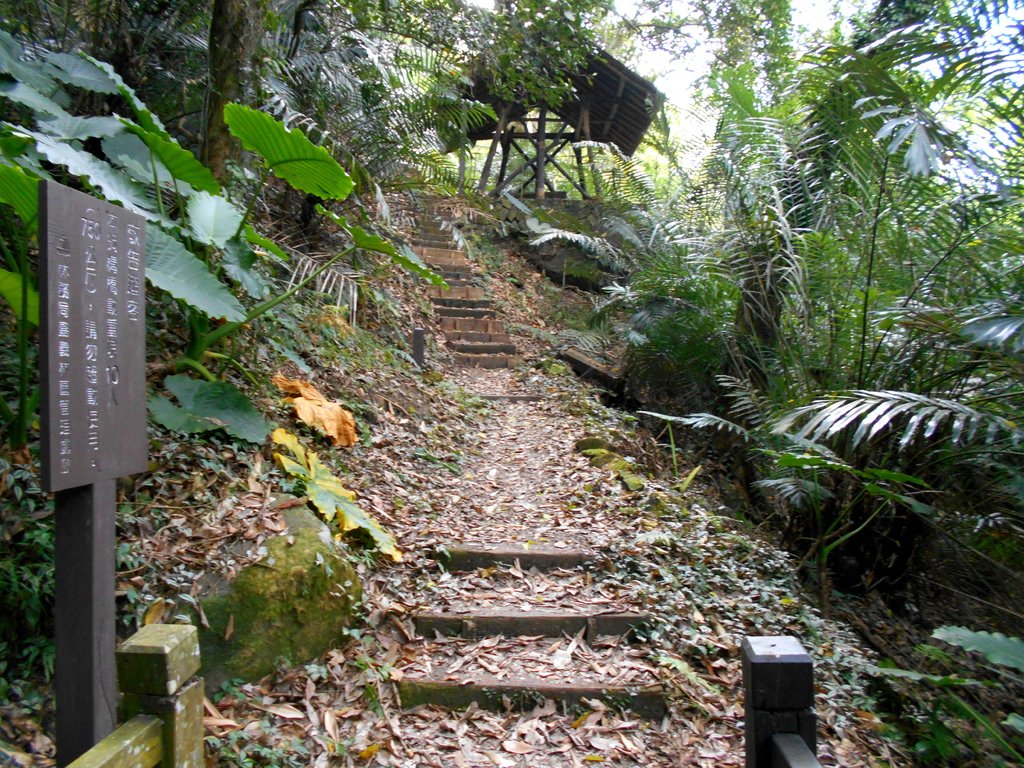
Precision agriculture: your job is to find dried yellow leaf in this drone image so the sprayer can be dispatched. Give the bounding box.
[273,374,357,447]
[357,744,380,760]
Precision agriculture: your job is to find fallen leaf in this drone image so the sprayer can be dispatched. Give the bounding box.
[358,744,381,759]
[143,598,165,625]
[224,613,234,641]
[263,703,305,719]
[501,740,536,754]
[273,374,357,447]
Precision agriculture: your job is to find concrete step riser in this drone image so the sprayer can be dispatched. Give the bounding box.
[450,342,518,355]
[437,546,594,571]
[453,354,522,369]
[436,307,496,320]
[397,679,665,719]
[425,287,486,300]
[431,298,493,310]
[444,332,512,344]
[440,318,506,334]
[415,611,649,639]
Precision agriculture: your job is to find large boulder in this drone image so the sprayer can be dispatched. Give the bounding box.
[194,507,362,689]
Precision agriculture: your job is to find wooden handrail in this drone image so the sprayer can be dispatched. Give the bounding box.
[61,625,204,768]
[742,636,821,768]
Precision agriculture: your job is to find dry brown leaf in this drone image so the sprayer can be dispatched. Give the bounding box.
[263,703,306,719]
[500,739,536,754]
[273,374,357,447]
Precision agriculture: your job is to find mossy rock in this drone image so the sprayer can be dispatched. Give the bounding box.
[573,436,616,453]
[536,358,569,376]
[618,471,647,492]
[582,448,621,468]
[194,508,362,689]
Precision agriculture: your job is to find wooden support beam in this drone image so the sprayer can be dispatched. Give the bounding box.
[535,107,547,199]
[477,103,509,193]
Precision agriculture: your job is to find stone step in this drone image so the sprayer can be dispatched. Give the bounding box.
[444,331,512,344]
[435,306,496,320]
[415,238,453,250]
[430,297,493,310]
[415,610,650,639]
[425,285,486,300]
[440,317,506,334]
[453,353,523,369]
[449,341,518,355]
[397,678,665,719]
[413,245,468,262]
[479,394,546,402]
[437,544,595,571]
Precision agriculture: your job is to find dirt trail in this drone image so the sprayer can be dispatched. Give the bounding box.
[364,366,691,767]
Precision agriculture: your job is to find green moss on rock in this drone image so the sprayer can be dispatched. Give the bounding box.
[618,471,647,492]
[195,508,361,688]
[573,436,616,453]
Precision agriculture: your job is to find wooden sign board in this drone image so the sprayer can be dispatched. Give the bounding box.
[38,181,148,492]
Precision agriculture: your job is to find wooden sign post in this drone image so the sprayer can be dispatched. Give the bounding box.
[38,181,148,767]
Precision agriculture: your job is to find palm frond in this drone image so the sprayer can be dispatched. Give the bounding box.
[774,390,1024,451]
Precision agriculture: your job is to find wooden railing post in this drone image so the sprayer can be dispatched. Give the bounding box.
[742,636,817,768]
[412,327,426,368]
[115,625,204,767]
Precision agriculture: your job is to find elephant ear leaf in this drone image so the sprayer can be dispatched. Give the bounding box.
[146,226,245,321]
[224,103,352,201]
[933,626,1024,673]
[150,374,271,444]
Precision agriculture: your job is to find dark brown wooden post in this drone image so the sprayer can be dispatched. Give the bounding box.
[742,636,818,768]
[54,480,118,762]
[477,103,510,193]
[535,107,548,199]
[412,328,426,368]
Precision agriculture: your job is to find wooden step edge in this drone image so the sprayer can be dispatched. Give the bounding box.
[437,544,595,571]
[453,354,522,369]
[430,298,494,310]
[414,611,650,639]
[478,394,545,402]
[396,678,666,719]
[435,308,497,319]
[449,342,518,355]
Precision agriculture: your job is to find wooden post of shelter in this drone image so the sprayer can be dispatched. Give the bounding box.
[477,103,510,193]
[39,181,148,766]
[535,107,547,199]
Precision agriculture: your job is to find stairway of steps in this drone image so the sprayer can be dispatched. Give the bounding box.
[413,210,523,369]
[396,544,665,721]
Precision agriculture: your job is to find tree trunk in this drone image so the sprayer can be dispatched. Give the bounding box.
[202,0,261,182]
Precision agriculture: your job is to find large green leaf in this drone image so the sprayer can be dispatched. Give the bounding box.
[0,164,39,227]
[272,429,402,561]
[223,103,352,200]
[45,52,120,94]
[0,80,71,119]
[0,269,39,326]
[151,374,271,443]
[933,627,1024,673]
[146,226,245,321]
[85,56,168,139]
[38,114,124,141]
[223,240,270,299]
[187,191,243,248]
[23,129,154,217]
[244,225,289,262]
[316,205,443,284]
[122,122,220,193]
[0,31,60,94]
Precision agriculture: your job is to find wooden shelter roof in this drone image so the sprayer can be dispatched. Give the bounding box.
[467,49,663,156]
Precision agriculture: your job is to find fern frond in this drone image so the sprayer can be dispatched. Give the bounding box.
[774,390,1023,451]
